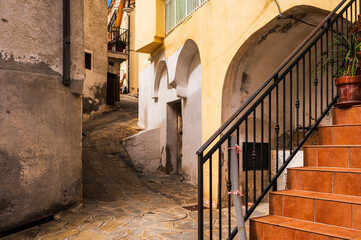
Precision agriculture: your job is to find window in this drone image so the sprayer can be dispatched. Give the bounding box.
[165,0,208,33]
[85,52,92,70]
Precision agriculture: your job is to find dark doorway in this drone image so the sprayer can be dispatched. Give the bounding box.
[166,101,183,174]
[175,102,182,173]
[106,73,119,105]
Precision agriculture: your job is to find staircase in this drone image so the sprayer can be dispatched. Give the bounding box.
[197,0,361,239]
[250,105,361,239]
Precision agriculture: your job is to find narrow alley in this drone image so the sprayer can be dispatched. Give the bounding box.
[3,96,201,240]
[1,96,267,240]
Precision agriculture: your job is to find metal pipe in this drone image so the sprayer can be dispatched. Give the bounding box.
[0,214,54,237]
[274,0,286,18]
[127,0,130,93]
[229,136,247,240]
[63,0,71,86]
[198,153,204,240]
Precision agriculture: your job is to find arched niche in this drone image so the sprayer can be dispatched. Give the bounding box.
[172,39,201,99]
[152,60,168,100]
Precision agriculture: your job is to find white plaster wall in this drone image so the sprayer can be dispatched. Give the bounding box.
[139,65,153,129]
[271,150,304,190]
[123,128,161,173]
[138,46,201,181]
[182,55,202,180]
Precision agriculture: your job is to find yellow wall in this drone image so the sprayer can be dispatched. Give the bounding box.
[137,0,339,146]
[135,0,341,205]
[135,0,165,53]
[129,7,139,94]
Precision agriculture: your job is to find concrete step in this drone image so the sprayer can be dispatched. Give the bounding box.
[250,215,361,239]
[303,145,361,168]
[287,167,361,197]
[269,190,361,229]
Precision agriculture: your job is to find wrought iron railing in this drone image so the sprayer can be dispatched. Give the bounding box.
[108,27,129,52]
[197,0,359,239]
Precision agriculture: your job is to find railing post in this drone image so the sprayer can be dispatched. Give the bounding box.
[198,153,204,240]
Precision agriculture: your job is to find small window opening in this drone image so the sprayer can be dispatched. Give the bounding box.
[85,52,92,70]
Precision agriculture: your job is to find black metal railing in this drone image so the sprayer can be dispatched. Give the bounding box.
[197,0,359,239]
[109,27,129,52]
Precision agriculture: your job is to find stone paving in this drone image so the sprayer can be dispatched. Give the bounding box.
[2,96,268,240]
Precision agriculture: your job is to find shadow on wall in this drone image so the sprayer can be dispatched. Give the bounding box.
[222,5,330,122]
[219,5,331,203]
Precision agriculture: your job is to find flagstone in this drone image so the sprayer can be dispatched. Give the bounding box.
[3,99,268,240]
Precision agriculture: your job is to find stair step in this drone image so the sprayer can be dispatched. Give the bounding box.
[287,167,361,196]
[333,105,361,125]
[270,190,361,229]
[250,215,361,239]
[304,145,361,168]
[319,124,361,145]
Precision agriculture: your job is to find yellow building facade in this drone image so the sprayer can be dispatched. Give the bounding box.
[134,0,342,205]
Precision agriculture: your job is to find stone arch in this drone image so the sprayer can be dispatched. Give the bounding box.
[171,39,201,98]
[152,60,168,99]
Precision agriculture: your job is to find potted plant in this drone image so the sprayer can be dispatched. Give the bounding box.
[108,42,113,51]
[323,15,361,106]
[114,39,126,52]
[334,32,361,106]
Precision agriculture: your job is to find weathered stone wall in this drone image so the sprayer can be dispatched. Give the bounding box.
[83,0,109,118]
[0,0,84,231]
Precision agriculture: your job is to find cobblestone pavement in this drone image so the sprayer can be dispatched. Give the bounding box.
[3,96,268,240]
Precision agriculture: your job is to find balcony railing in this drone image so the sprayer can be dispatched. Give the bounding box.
[108,27,129,53]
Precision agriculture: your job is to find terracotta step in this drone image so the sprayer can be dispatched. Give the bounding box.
[333,105,361,125]
[269,190,361,229]
[287,167,361,197]
[319,124,361,145]
[250,215,361,240]
[304,145,361,168]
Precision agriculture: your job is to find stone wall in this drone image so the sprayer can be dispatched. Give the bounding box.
[83,0,109,118]
[0,0,84,231]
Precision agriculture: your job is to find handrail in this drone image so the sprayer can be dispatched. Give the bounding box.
[198,0,357,239]
[196,0,347,155]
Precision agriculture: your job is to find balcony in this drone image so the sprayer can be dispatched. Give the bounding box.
[108,27,128,62]
[134,0,164,53]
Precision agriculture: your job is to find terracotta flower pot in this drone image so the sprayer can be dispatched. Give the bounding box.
[108,44,112,50]
[335,75,361,106]
[116,46,124,52]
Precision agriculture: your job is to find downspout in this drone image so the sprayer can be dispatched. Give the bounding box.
[63,0,71,86]
[127,0,130,93]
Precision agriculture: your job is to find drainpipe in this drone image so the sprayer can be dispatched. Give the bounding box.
[63,0,71,86]
[127,0,130,93]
